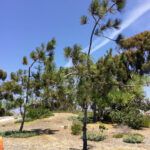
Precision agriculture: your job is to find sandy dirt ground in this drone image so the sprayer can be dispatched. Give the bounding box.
[0,113,150,150]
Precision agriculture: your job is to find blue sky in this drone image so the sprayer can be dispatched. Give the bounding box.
[0,0,150,97]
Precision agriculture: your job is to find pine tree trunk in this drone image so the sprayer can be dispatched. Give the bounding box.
[19,108,26,132]
[83,103,88,150]
[19,62,34,132]
[92,102,97,123]
[97,109,101,121]
[83,10,100,150]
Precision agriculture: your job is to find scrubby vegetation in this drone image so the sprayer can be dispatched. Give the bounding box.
[110,109,146,129]
[86,132,106,142]
[123,133,144,144]
[113,132,145,144]
[142,115,150,128]
[26,107,53,121]
[77,112,93,124]
[0,131,39,138]
[113,133,128,138]
[124,109,144,129]
[110,111,125,124]
[71,121,82,135]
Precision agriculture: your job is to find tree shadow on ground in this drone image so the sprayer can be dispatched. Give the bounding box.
[31,128,59,135]
[69,149,81,150]
[0,128,59,138]
[69,144,94,150]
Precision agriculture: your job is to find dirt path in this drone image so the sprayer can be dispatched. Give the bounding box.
[0,113,150,150]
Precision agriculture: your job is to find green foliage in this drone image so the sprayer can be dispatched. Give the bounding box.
[64,44,87,66]
[0,108,5,116]
[123,133,144,144]
[77,112,93,123]
[142,115,150,128]
[89,0,100,16]
[30,51,38,61]
[115,0,126,11]
[22,56,28,65]
[87,131,106,142]
[65,1,127,149]
[71,121,82,135]
[0,130,39,138]
[0,3,149,150]
[80,16,88,25]
[26,107,53,120]
[10,72,18,81]
[47,38,56,51]
[120,31,150,75]
[110,110,125,124]
[124,109,144,129]
[64,47,72,58]
[113,133,128,138]
[113,132,145,143]
[0,69,7,81]
[110,109,147,129]
[1,72,7,81]
[4,111,13,116]
[0,70,4,79]
[108,88,135,105]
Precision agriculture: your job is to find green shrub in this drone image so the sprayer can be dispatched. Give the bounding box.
[113,133,128,138]
[124,110,143,129]
[71,121,82,135]
[87,132,106,142]
[113,133,123,138]
[110,109,147,129]
[26,107,53,120]
[4,111,13,116]
[142,115,150,128]
[77,112,93,123]
[123,133,144,144]
[110,111,125,124]
[103,113,112,122]
[0,130,39,138]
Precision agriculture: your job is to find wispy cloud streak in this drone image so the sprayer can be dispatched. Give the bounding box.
[65,1,150,67]
[90,1,150,54]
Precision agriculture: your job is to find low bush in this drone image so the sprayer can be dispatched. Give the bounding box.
[0,131,39,138]
[4,111,13,116]
[123,133,144,144]
[71,121,82,135]
[87,132,106,142]
[142,115,150,128]
[103,112,112,122]
[26,107,53,121]
[110,109,148,129]
[124,110,143,129]
[110,111,125,124]
[113,133,128,138]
